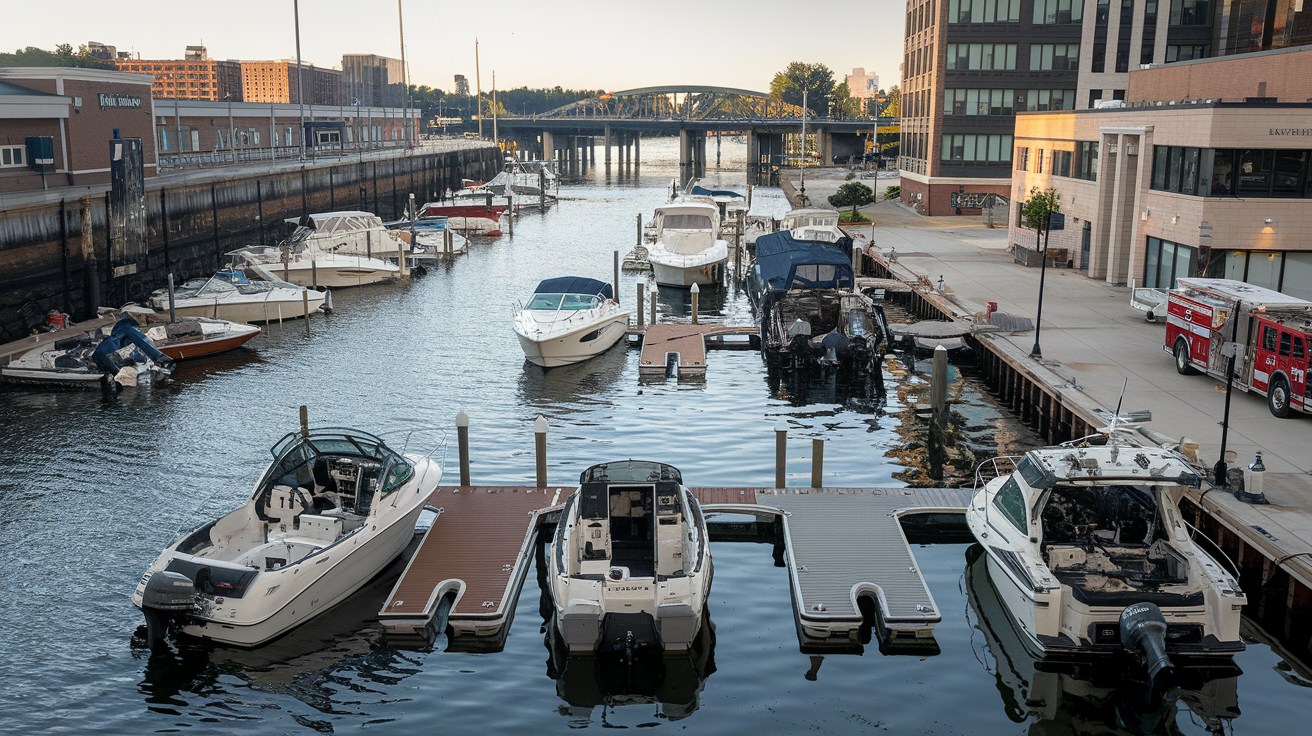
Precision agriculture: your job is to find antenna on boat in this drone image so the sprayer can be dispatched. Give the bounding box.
[1101,377,1132,437]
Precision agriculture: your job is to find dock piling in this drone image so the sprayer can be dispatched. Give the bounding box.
[299,405,309,438]
[931,345,948,429]
[534,415,548,488]
[637,283,645,329]
[614,251,620,306]
[650,287,658,325]
[775,421,788,488]
[811,438,824,488]
[636,214,642,246]
[456,411,471,486]
[302,290,310,334]
[690,283,699,325]
[166,274,176,323]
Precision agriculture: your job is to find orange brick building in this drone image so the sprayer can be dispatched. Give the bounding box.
[114,46,242,101]
[241,61,341,106]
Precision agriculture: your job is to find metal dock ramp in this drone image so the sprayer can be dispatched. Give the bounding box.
[377,486,565,646]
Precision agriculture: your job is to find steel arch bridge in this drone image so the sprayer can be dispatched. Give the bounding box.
[537,85,814,121]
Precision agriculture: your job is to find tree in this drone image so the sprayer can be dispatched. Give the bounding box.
[1020,186,1060,232]
[829,181,876,216]
[0,45,112,70]
[881,86,900,117]
[831,82,861,119]
[768,62,836,115]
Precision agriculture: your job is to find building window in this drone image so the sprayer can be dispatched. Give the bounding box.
[947,43,1018,70]
[1053,150,1073,177]
[941,134,1014,162]
[1074,141,1099,181]
[1169,0,1210,25]
[1144,237,1198,289]
[949,0,1021,22]
[1036,148,1045,173]
[0,145,26,168]
[1017,147,1030,171]
[944,88,1016,115]
[1024,89,1076,111]
[1164,45,1209,62]
[1033,0,1084,23]
[1030,44,1080,70]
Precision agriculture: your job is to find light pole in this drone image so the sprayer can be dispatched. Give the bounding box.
[1030,210,1051,360]
[294,0,304,160]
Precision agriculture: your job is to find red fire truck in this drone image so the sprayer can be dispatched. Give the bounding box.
[1166,278,1312,417]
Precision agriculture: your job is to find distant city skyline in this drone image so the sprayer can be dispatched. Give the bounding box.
[1,0,904,95]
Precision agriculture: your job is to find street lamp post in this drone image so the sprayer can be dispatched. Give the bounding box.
[1030,210,1051,360]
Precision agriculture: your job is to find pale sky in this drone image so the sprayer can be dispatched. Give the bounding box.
[2,0,905,94]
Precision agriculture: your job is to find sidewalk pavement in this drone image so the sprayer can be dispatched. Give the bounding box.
[852,199,1311,480]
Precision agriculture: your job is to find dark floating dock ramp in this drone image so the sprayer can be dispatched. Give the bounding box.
[633,324,759,382]
[379,485,968,652]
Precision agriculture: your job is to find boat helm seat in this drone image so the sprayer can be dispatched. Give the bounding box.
[264,484,308,527]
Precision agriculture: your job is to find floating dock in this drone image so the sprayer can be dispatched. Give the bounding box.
[629,324,758,382]
[377,485,969,652]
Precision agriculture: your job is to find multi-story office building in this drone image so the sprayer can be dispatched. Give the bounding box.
[241,61,341,106]
[342,54,405,108]
[114,46,243,101]
[899,0,1312,216]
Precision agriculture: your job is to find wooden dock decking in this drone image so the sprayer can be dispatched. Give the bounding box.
[0,316,115,366]
[632,324,758,382]
[377,484,969,652]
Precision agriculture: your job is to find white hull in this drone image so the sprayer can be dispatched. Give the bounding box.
[0,366,105,386]
[515,313,629,368]
[168,292,326,324]
[278,264,396,289]
[651,259,725,288]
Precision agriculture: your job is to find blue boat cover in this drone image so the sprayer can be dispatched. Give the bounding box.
[752,231,854,293]
[690,185,745,199]
[534,276,614,300]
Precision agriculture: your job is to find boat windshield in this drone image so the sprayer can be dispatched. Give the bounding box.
[663,214,712,230]
[527,293,600,310]
[257,427,411,499]
[580,459,682,484]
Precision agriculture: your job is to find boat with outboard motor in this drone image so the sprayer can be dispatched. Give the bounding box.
[966,430,1246,675]
[133,426,442,648]
[747,230,891,383]
[150,268,326,324]
[513,277,631,368]
[647,202,729,288]
[118,307,262,361]
[0,315,173,389]
[550,460,711,656]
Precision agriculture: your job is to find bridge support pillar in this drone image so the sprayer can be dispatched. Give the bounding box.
[747,129,759,184]
[678,129,691,180]
[542,131,554,162]
[633,132,640,164]
[604,124,611,164]
[817,128,832,167]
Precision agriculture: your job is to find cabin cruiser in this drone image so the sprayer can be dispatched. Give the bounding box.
[689,185,747,225]
[282,211,414,265]
[1,316,172,389]
[150,268,326,324]
[781,208,845,244]
[550,460,711,655]
[228,240,398,290]
[134,426,442,648]
[966,436,1246,673]
[513,277,630,368]
[647,202,729,288]
[964,544,1241,733]
[416,202,505,237]
[747,231,891,381]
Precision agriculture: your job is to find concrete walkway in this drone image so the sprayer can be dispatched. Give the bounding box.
[849,200,1310,482]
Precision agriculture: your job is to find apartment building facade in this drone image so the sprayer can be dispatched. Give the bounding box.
[342,54,405,108]
[114,56,243,101]
[241,61,341,106]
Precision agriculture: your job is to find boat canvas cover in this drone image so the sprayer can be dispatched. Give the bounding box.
[690,185,745,200]
[534,276,614,300]
[753,231,854,293]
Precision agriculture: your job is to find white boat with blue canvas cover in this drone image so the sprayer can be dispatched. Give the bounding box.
[513,277,631,368]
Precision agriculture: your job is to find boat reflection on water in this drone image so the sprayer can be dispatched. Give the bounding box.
[543,610,717,722]
[963,544,1241,736]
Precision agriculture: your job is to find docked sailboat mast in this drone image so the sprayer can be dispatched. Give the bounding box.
[475,39,483,138]
[492,71,498,145]
[800,88,807,198]
[294,0,304,160]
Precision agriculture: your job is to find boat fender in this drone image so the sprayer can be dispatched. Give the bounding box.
[1119,602,1174,684]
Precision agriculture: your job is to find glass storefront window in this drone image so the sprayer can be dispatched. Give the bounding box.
[1210,150,1234,195]
[1272,150,1307,196]
[1237,150,1275,195]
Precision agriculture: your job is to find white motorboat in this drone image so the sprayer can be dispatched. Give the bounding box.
[229,241,399,289]
[781,208,846,244]
[689,185,747,225]
[966,435,1246,674]
[285,211,414,263]
[134,426,442,648]
[647,202,729,288]
[513,277,631,368]
[550,460,711,655]
[150,268,326,324]
[0,316,173,389]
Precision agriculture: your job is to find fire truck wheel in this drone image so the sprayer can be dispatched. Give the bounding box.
[1268,376,1293,418]
[1173,339,1197,375]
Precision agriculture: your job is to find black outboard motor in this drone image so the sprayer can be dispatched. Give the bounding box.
[1120,602,1174,687]
[140,570,197,649]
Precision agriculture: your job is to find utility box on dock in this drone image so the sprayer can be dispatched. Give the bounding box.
[24,136,54,173]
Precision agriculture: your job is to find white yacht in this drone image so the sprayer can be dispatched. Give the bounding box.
[513,277,631,368]
[966,436,1246,667]
[149,268,326,324]
[289,211,414,263]
[780,208,846,244]
[550,460,711,655]
[647,203,729,288]
[229,241,399,290]
[134,427,442,648]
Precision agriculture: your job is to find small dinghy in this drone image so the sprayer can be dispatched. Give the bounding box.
[549,460,711,656]
[1,316,173,389]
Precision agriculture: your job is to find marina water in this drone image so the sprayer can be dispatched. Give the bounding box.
[0,137,1307,734]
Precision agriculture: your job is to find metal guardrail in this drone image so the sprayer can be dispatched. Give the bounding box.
[156,140,420,171]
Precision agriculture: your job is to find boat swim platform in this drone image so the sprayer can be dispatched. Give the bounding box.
[377,485,970,652]
[625,324,759,383]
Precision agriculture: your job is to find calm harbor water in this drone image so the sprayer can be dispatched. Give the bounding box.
[0,137,1308,734]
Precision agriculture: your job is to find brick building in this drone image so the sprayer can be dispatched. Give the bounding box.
[342,54,405,108]
[241,61,341,106]
[1008,46,1312,299]
[0,67,157,192]
[114,46,243,102]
